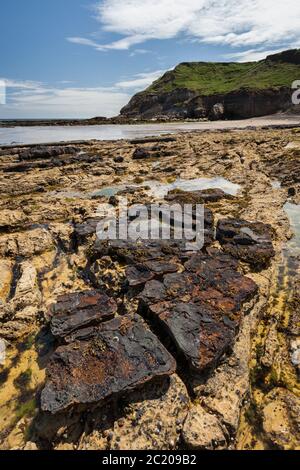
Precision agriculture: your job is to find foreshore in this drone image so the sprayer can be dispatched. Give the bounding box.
[0,127,299,450]
[0,112,299,129]
[0,114,300,147]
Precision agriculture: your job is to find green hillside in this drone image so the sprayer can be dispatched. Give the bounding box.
[145,49,300,96]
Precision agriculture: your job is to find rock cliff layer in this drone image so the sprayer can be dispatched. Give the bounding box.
[121,49,300,120]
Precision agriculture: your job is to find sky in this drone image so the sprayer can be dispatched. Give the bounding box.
[1,0,300,119]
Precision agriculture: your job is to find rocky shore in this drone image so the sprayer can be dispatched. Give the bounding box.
[1,114,300,131]
[0,127,299,450]
[0,116,127,128]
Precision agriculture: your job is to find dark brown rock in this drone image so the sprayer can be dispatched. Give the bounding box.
[146,301,236,372]
[92,239,191,266]
[129,137,177,144]
[3,152,102,173]
[49,290,117,340]
[41,315,176,414]
[216,218,275,269]
[19,146,77,161]
[163,191,215,245]
[125,264,155,287]
[184,252,257,310]
[165,188,235,204]
[74,218,100,244]
[132,148,151,160]
[139,252,258,373]
[113,156,124,163]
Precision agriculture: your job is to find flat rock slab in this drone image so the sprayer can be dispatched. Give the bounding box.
[41,315,176,414]
[19,146,77,161]
[139,252,258,372]
[146,301,236,371]
[216,218,275,269]
[74,218,101,244]
[77,199,214,247]
[50,290,117,340]
[165,188,234,204]
[92,239,192,266]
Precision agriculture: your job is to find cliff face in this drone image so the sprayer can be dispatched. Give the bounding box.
[120,49,300,120]
[121,87,292,120]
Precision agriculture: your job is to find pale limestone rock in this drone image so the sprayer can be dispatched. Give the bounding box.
[78,374,190,451]
[13,261,41,310]
[0,259,13,301]
[23,442,38,451]
[0,337,8,365]
[0,210,27,230]
[0,228,53,258]
[0,320,32,340]
[262,388,300,449]
[14,306,39,322]
[0,262,41,339]
[0,301,13,322]
[261,320,280,368]
[182,405,227,450]
[49,222,74,252]
[290,338,300,371]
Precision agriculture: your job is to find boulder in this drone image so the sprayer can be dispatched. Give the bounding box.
[41,315,176,414]
[216,218,275,269]
[209,103,225,120]
[132,148,151,160]
[49,290,118,340]
[139,252,258,373]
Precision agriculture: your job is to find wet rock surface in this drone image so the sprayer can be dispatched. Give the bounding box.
[139,252,257,372]
[217,218,275,269]
[41,236,258,415]
[18,146,78,161]
[49,290,117,341]
[41,315,176,414]
[262,388,300,449]
[165,188,235,204]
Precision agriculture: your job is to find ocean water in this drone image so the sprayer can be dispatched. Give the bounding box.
[90,177,241,200]
[0,115,299,145]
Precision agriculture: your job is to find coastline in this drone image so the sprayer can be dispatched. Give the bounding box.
[0,115,300,147]
[0,112,299,129]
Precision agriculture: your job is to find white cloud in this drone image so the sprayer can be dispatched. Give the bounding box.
[0,69,165,119]
[115,70,164,89]
[129,49,152,58]
[69,0,300,58]
[67,35,145,51]
[1,78,44,90]
[0,81,131,119]
[225,48,285,63]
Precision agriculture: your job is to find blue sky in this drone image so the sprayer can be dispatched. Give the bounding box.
[1,0,300,118]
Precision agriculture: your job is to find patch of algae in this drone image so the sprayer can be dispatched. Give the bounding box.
[237,248,300,450]
[0,331,53,449]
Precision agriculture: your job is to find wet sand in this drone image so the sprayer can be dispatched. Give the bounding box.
[0,114,299,146]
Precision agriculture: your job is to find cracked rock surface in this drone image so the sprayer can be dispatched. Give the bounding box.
[0,127,299,450]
